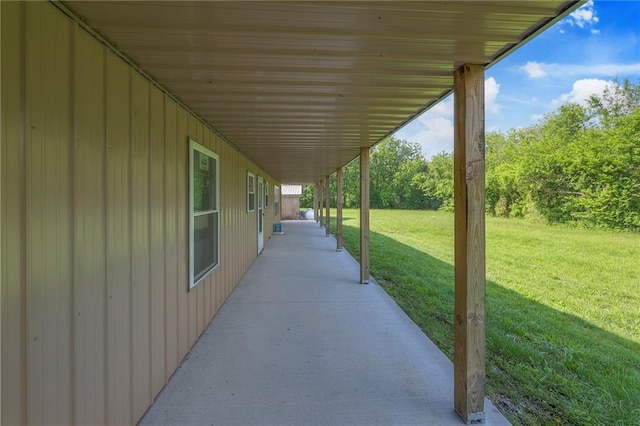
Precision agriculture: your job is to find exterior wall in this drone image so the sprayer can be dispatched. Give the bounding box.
[0,2,279,424]
[282,195,301,220]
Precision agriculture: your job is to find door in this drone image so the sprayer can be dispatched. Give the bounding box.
[257,176,264,254]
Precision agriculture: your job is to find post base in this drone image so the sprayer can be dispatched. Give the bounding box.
[456,409,485,424]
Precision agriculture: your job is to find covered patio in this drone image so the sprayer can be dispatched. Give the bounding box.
[140,220,509,425]
[1,1,583,424]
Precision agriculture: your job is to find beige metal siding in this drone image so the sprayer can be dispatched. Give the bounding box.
[149,84,166,398]
[163,97,179,381]
[175,106,189,364]
[2,2,26,424]
[131,70,152,418]
[74,24,107,426]
[106,50,133,425]
[1,2,279,424]
[30,1,75,421]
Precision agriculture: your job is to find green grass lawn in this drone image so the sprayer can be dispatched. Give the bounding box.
[335,209,639,426]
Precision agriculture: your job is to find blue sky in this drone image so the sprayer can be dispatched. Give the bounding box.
[395,0,640,158]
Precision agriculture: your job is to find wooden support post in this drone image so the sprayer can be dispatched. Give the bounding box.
[453,63,486,424]
[336,167,343,251]
[313,184,319,223]
[359,147,370,284]
[319,179,324,227]
[325,176,331,236]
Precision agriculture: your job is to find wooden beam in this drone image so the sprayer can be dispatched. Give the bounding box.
[313,183,319,223]
[325,176,331,236]
[453,63,486,424]
[359,147,370,284]
[336,167,343,251]
[318,179,324,227]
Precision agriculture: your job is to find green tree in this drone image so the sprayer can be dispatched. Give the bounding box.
[299,185,314,209]
[421,152,454,211]
[484,79,640,230]
[587,79,640,128]
[563,108,640,229]
[341,158,360,208]
[392,157,429,209]
[369,137,426,208]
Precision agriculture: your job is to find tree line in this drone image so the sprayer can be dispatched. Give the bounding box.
[300,80,639,231]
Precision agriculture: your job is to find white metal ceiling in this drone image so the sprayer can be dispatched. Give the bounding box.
[61,1,580,183]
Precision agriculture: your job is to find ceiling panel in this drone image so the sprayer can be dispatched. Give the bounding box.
[61,1,580,183]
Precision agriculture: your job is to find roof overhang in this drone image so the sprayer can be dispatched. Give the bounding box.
[59,1,582,183]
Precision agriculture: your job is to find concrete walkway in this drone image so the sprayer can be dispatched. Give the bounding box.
[140,220,510,425]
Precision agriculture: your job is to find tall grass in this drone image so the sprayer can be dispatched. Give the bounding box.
[337,209,639,425]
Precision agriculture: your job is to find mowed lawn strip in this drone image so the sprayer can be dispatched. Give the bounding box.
[336,209,639,426]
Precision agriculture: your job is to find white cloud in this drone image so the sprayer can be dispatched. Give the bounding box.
[569,0,599,28]
[518,62,640,78]
[521,61,547,79]
[411,115,454,155]
[531,113,544,123]
[401,95,454,158]
[485,77,501,114]
[424,96,453,119]
[395,78,501,157]
[552,78,615,107]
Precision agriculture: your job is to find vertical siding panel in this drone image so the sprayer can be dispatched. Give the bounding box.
[186,114,198,344]
[233,151,239,297]
[213,133,222,318]
[223,141,229,307]
[195,120,205,332]
[105,54,132,425]
[229,153,234,298]
[205,129,215,323]
[239,162,244,275]
[130,72,151,420]
[234,157,240,294]
[229,147,232,296]
[218,138,225,314]
[26,4,46,422]
[196,120,208,330]
[228,144,233,302]
[149,85,166,397]
[163,98,178,376]
[239,160,243,282]
[211,128,224,322]
[57,15,75,420]
[222,139,229,309]
[74,28,107,426]
[1,2,26,424]
[219,139,225,311]
[176,107,189,360]
[212,135,221,317]
[41,6,73,423]
[216,138,222,315]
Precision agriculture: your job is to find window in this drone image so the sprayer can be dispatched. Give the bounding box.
[247,171,255,212]
[264,181,269,207]
[274,185,280,217]
[189,139,219,289]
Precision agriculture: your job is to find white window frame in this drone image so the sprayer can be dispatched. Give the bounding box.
[247,171,256,212]
[189,139,220,290]
[274,185,281,218]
